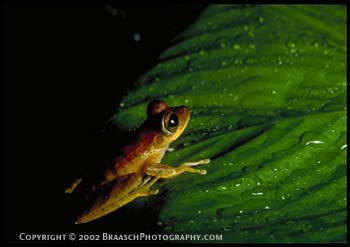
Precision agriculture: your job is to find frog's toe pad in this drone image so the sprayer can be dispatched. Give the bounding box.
[203,159,211,164]
[197,169,207,175]
[149,189,159,195]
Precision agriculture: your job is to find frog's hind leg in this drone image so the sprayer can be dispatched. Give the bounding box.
[93,174,161,218]
[75,173,143,224]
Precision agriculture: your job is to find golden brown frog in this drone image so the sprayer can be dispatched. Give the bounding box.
[66,100,210,224]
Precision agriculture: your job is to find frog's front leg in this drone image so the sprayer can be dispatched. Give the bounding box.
[144,158,210,179]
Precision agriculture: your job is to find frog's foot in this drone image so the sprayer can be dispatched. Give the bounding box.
[176,158,210,175]
[65,178,83,194]
[128,174,161,198]
[139,175,152,187]
[144,159,210,179]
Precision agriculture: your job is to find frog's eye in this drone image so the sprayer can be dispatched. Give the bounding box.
[162,111,179,134]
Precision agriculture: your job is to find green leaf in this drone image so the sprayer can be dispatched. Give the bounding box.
[110,5,346,243]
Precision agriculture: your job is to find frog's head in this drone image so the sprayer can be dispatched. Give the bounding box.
[147,99,190,144]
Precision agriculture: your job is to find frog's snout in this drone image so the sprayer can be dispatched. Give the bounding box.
[175,105,190,129]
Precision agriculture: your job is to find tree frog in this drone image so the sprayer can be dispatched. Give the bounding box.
[66,100,210,224]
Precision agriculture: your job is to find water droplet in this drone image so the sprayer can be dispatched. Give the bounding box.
[184,99,189,103]
[157,221,162,226]
[120,102,125,107]
[265,206,270,210]
[273,168,278,172]
[239,210,243,214]
[281,196,286,200]
[252,192,264,196]
[233,44,240,50]
[217,186,228,191]
[328,87,336,94]
[306,140,325,145]
[223,226,231,231]
[197,210,202,214]
[272,90,277,95]
[235,184,241,187]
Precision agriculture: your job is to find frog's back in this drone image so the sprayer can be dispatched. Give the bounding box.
[103,130,162,182]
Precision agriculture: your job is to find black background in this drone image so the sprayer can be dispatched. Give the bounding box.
[2,3,205,244]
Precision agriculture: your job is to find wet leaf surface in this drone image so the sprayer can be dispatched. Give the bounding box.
[110,5,346,243]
